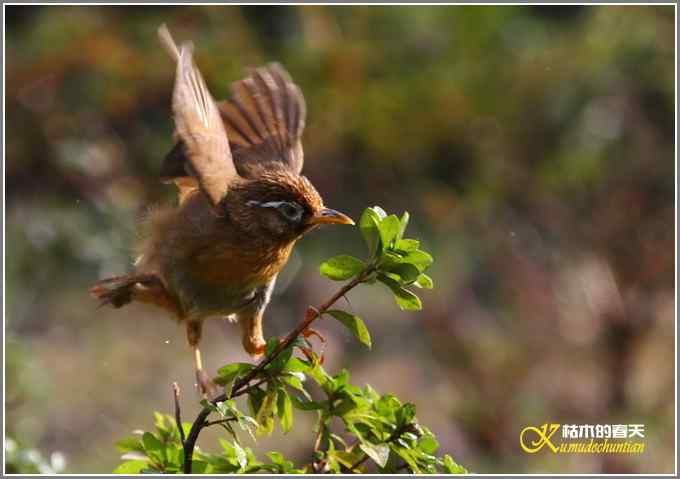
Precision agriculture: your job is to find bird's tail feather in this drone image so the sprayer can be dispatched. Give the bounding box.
[90,274,145,308]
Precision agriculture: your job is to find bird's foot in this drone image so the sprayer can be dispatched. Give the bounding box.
[196,369,219,399]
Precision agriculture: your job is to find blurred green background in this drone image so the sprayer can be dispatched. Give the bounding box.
[5,5,675,474]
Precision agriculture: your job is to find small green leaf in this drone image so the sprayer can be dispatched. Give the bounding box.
[397,211,410,241]
[267,344,293,372]
[378,215,401,250]
[396,238,420,253]
[214,362,255,386]
[281,374,308,396]
[289,394,324,410]
[264,337,279,357]
[320,255,366,281]
[326,310,372,348]
[402,250,433,272]
[378,275,423,311]
[359,208,382,257]
[115,437,144,453]
[386,263,421,283]
[276,388,294,433]
[371,206,387,219]
[233,441,248,469]
[396,403,416,427]
[283,357,311,373]
[414,273,434,289]
[442,454,468,474]
[113,460,148,474]
[142,432,162,454]
[419,435,440,454]
[360,442,390,468]
[394,446,421,473]
[247,387,266,418]
[255,388,277,436]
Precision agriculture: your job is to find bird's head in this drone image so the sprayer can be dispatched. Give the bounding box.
[228,169,353,241]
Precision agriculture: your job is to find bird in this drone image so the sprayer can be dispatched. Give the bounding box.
[90,25,353,397]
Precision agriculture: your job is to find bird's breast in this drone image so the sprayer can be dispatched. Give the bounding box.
[166,240,295,319]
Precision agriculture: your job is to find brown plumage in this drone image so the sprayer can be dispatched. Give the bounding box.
[90,25,353,396]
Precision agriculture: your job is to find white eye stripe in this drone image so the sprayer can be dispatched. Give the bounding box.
[246,200,291,209]
[261,201,289,209]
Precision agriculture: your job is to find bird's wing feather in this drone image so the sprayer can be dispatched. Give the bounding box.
[161,62,306,183]
[223,63,306,177]
[158,25,238,206]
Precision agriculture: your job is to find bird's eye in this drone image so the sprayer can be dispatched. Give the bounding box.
[277,202,303,222]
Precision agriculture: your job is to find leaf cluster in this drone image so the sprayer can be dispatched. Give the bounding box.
[318,207,434,348]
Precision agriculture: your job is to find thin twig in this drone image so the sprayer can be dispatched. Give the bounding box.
[204,418,238,428]
[232,376,268,398]
[314,422,326,453]
[182,268,373,473]
[172,382,185,445]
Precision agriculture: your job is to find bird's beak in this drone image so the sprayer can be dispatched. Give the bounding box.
[308,208,355,226]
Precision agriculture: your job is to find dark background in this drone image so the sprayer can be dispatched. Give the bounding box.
[5,5,675,474]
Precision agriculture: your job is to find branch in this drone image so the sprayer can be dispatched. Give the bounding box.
[172,382,185,445]
[182,268,373,473]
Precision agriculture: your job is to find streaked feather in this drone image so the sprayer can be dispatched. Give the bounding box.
[158,24,238,206]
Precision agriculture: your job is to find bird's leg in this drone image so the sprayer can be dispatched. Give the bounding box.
[238,309,267,357]
[186,321,217,398]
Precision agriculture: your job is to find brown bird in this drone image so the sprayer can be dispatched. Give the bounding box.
[91,25,353,396]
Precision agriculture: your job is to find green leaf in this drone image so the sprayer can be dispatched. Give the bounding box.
[113,460,148,474]
[360,442,390,468]
[233,441,248,470]
[264,337,279,357]
[396,238,420,253]
[414,273,434,289]
[326,310,372,348]
[276,388,294,433]
[283,357,311,373]
[289,394,324,411]
[419,435,440,454]
[378,215,401,250]
[371,206,387,219]
[397,211,410,241]
[402,250,433,272]
[359,208,382,257]
[255,388,277,436]
[115,437,144,453]
[393,446,421,473]
[442,455,468,474]
[142,432,162,455]
[396,403,416,427]
[320,255,366,281]
[378,275,423,311]
[386,263,421,283]
[247,387,266,418]
[267,344,294,372]
[214,362,254,386]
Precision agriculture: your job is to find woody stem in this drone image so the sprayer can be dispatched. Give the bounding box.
[182,267,374,473]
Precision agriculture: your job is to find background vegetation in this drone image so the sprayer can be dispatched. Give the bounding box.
[5,5,675,474]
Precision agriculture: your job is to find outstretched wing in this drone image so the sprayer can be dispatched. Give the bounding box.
[158,25,238,206]
[161,63,306,182]
[221,63,306,177]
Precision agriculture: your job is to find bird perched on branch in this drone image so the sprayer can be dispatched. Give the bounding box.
[91,25,353,396]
